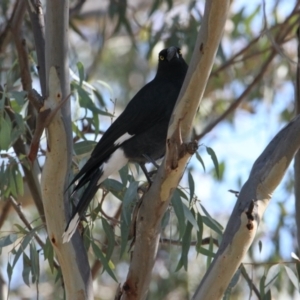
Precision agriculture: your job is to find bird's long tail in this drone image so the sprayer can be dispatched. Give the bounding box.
[62,147,129,243]
[62,169,102,243]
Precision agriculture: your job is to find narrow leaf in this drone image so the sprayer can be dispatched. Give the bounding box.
[76,61,85,86]
[73,141,97,156]
[119,164,129,186]
[182,205,199,230]
[171,189,186,238]
[91,241,117,282]
[120,181,138,256]
[12,228,37,268]
[188,171,195,202]
[102,218,115,261]
[206,234,214,268]
[176,211,193,271]
[195,151,205,171]
[284,266,299,291]
[206,146,219,178]
[161,209,170,230]
[196,213,203,253]
[0,234,18,248]
[265,264,279,293]
[30,242,40,284]
[0,117,11,150]
[44,237,54,273]
[22,252,31,287]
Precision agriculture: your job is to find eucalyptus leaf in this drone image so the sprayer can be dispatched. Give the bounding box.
[0,117,11,150]
[91,241,117,282]
[171,189,186,239]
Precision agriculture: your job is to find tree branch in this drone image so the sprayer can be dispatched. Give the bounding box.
[26,0,46,97]
[120,1,230,299]
[9,196,44,250]
[192,115,300,299]
[41,1,93,298]
[197,10,300,141]
[294,25,300,251]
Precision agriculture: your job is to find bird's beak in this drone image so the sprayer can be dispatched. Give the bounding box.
[167,46,178,61]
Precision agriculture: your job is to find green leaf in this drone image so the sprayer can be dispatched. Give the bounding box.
[122,181,138,225]
[182,205,198,231]
[260,274,266,298]
[9,165,18,197]
[196,213,203,253]
[176,211,193,271]
[265,264,279,293]
[120,181,138,256]
[0,117,11,150]
[73,141,97,156]
[7,262,13,283]
[188,171,195,202]
[54,268,63,284]
[14,167,24,196]
[176,187,189,201]
[102,178,126,200]
[195,151,205,171]
[10,91,27,107]
[91,241,117,282]
[202,216,222,235]
[75,83,113,116]
[22,252,31,287]
[76,62,85,86]
[259,240,262,253]
[206,234,214,268]
[102,218,115,261]
[171,189,186,239]
[44,237,54,273]
[161,209,170,230]
[83,225,91,252]
[284,266,299,291]
[14,224,29,235]
[0,233,18,248]
[119,164,129,186]
[197,246,215,257]
[200,204,223,235]
[206,147,219,178]
[12,228,37,268]
[30,242,39,284]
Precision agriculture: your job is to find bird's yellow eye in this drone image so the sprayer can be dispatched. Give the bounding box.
[159,55,164,60]
[178,49,182,55]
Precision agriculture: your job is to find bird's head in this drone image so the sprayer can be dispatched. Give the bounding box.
[156,46,188,80]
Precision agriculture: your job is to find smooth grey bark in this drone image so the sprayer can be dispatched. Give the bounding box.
[193,115,300,299]
[120,1,230,299]
[41,1,93,299]
[294,27,300,250]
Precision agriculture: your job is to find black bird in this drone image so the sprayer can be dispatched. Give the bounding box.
[63,46,188,243]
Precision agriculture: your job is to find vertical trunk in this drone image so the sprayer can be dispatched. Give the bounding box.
[41,1,93,299]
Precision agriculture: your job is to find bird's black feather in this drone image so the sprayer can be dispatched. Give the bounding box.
[63,46,188,242]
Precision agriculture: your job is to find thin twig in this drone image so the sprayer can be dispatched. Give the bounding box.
[9,196,61,270]
[9,196,44,248]
[197,11,300,141]
[196,50,276,140]
[160,236,219,247]
[240,264,261,300]
[0,86,45,223]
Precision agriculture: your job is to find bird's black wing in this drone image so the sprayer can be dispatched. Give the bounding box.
[70,79,180,188]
